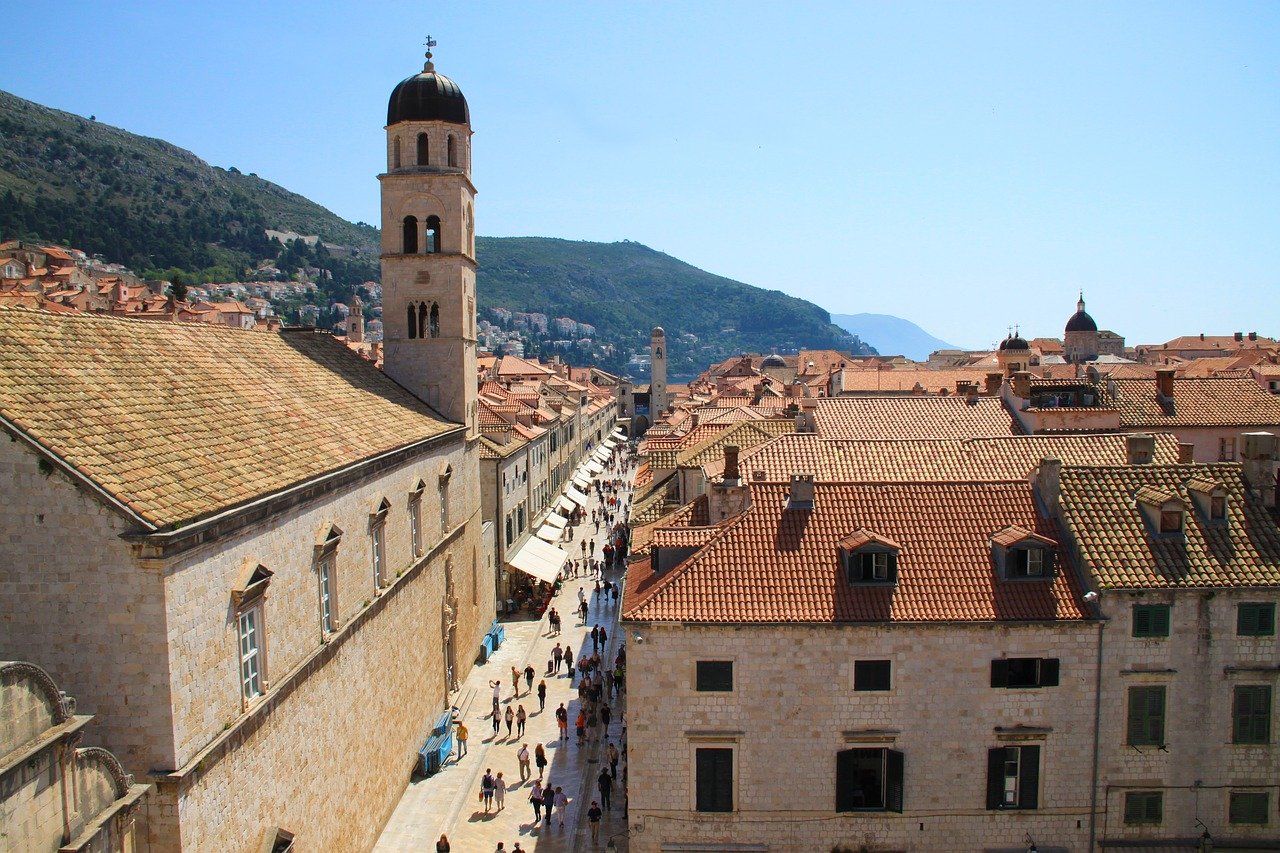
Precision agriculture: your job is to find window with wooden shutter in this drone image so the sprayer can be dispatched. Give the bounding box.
[1127,685,1166,746]
[1124,791,1163,825]
[695,748,733,813]
[985,746,1039,810]
[1232,685,1272,745]
[1238,602,1277,636]
[1133,603,1171,637]
[1228,791,1270,825]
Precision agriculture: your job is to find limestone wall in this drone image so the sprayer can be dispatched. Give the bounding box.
[625,621,1099,853]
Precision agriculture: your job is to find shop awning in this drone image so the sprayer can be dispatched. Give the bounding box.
[565,485,591,507]
[542,512,568,530]
[592,446,611,463]
[602,437,619,450]
[556,495,576,514]
[508,537,568,583]
[611,428,626,439]
[585,460,605,476]
[572,473,592,491]
[535,524,561,543]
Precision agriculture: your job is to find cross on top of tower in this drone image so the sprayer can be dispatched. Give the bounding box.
[424,35,437,71]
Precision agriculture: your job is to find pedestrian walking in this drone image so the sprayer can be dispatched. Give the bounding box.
[535,741,548,776]
[529,779,544,823]
[575,708,586,744]
[524,664,535,693]
[494,771,506,811]
[455,722,469,758]
[578,599,588,622]
[543,783,557,825]
[517,743,531,781]
[554,786,569,826]
[598,768,613,810]
[491,707,500,736]
[516,704,526,736]
[480,768,496,812]
[537,679,547,712]
[577,586,586,606]
[607,741,620,779]
[552,643,563,673]
[490,679,502,703]
[591,624,600,653]
[601,703,612,733]
[566,651,576,682]
[436,833,451,852]
[504,705,514,738]
[555,703,569,740]
[594,581,602,602]
[587,801,603,844]
[599,625,608,648]
[511,666,521,696]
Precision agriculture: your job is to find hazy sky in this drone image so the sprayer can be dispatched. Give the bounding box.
[6,1,1278,349]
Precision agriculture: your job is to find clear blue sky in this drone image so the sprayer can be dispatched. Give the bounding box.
[6,1,1279,349]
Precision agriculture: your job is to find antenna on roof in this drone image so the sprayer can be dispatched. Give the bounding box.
[424,35,437,71]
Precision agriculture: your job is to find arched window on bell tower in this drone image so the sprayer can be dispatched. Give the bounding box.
[393,137,401,170]
[447,135,457,167]
[429,303,440,338]
[425,216,441,253]
[417,302,427,338]
[407,302,417,339]
[417,133,429,166]
[402,216,418,254]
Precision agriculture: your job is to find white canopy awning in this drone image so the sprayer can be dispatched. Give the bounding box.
[592,446,611,463]
[602,437,619,450]
[556,495,576,514]
[535,524,561,543]
[572,473,592,491]
[565,485,591,507]
[508,537,568,583]
[542,512,568,530]
[610,428,626,439]
[585,460,605,476]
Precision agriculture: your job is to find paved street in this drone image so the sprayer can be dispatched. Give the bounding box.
[377,454,634,853]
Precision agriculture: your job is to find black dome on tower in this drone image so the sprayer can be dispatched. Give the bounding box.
[387,58,469,126]
[999,333,1030,352]
[1065,294,1098,333]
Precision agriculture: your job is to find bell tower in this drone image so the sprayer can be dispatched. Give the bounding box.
[650,326,668,414]
[380,40,478,437]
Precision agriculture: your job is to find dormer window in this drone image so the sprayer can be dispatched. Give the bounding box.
[1186,478,1228,524]
[840,530,901,585]
[991,527,1057,580]
[1159,510,1182,533]
[1135,487,1187,537]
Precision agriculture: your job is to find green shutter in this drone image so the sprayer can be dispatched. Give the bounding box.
[991,659,1009,688]
[1017,745,1040,810]
[1039,659,1060,687]
[986,748,1005,810]
[1124,791,1163,825]
[1128,686,1166,746]
[836,750,857,812]
[696,748,733,813]
[1239,603,1277,636]
[1134,604,1171,637]
[1233,685,1272,744]
[1229,791,1270,825]
[885,749,904,813]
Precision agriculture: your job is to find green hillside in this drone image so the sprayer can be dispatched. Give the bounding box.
[0,88,872,374]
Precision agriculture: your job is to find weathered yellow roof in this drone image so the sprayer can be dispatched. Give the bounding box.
[0,308,458,529]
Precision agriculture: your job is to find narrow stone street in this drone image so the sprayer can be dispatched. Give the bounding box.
[376,450,635,853]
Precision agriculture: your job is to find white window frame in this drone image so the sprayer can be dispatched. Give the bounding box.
[318,555,335,633]
[239,606,263,701]
[372,523,386,588]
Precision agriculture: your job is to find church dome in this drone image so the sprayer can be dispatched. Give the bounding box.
[761,353,787,368]
[1065,294,1098,333]
[999,333,1030,352]
[387,62,469,126]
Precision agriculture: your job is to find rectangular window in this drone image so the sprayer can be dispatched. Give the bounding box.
[1133,603,1171,638]
[1238,602,1276,636]
[1007,546,1053,579]
[371,523,386,588]
[1220,437,1237,461]
[440,479,451,533]
[410,496,423,557]
[1159,510,1183,533]
[854,660,892,691]
[1210,495,1227,519]
[238,607,263,701]
[1127,685,1167,746]
[1229,791,1270,825]
[695,748,733,812]
[696,661,734,692]
[835,748,904,812]
[847,551,897,584]
[505,516,514,548]
[1232,685,1272,744]
[1124,791,1163,825]
[991,658,1060,689]
[318,556,335,633]
[985,745,1039,810]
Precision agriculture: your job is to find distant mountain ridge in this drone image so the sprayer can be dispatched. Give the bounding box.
[831,313,957,361]
[0,87,873,374]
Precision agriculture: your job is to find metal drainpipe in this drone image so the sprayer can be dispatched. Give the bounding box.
[1088,615,1105,852]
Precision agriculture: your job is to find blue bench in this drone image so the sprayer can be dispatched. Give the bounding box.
[418,710,455,776]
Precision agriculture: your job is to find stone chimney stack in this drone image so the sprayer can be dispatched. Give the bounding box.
[985,373,1003,395]
[1011,371,1033,400]
[1126,434,1155,465]
[1036,457,1063,518]
[1177,443,1195,463]
[799,398,818,433]
[787,473,816,508]
[1155,369,1175,401]
[1240,432,1278,508]
[723,444,741,486]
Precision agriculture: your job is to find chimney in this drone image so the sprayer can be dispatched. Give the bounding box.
[1126,433,1155,465]
[723,444,741,485]
[1011,371,1033,400]
[1234,332,1244,343]
[985,372,1003,395]
[960,382,979,405]
[1240,432,1278,508]
[1036,457,1062,518]
[1199,333,1205,340]
[1155,369,1175,400]
[787,473,816,509]
[799,397,818,433]
[1249,331,1258,342]
[1177,443,1195,463]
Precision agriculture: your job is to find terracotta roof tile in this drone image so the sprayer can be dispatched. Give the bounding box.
[1058,463,1280,589]
[1110,377,1280,427]
[814,396,1021,439]
[623,481,1088,623]
[0,309,457,528]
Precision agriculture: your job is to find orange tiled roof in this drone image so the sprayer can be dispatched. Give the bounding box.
[834,368,992,394]
[1058,463,1280,589]
[0,308,457,529]
[728,433,1181,484]
[814,396,1021,439]
[1110,377,1280,428]
[623,481,1089,623]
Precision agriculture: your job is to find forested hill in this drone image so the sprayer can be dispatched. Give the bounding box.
[476,237,871,376]
[0,88,871,372]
